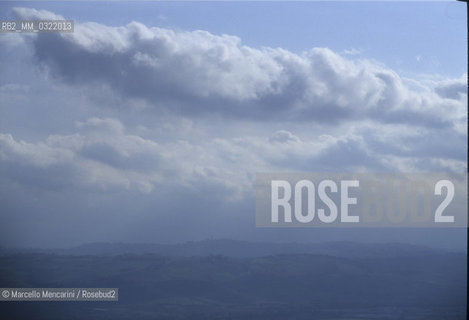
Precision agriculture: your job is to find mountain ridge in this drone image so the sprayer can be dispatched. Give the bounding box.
[0,239,459,258]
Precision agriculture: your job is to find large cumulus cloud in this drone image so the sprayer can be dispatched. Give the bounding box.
[12,7,466,129]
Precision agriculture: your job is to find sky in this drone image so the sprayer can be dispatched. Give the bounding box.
[0,1,467,249]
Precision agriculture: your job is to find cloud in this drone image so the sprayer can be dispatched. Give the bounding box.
[12,7,64,20]
[1,8,466,190]
[0,7,466,248]
[435,76,467,100]
[11,7,465,130]
[0,118,161,193]
[269,130,301,144]
[342,48,361,56]
[0,112,466,198]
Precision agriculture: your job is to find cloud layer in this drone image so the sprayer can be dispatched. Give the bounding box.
[1,7,465,194]
[0,7,466,247]
[12,7,466,128]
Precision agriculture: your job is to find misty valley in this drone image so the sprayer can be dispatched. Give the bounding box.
[0,240,465,319]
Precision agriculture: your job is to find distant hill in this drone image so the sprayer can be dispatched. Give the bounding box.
[1,239,454,259]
